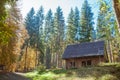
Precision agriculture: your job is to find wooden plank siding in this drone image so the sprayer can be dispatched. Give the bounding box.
[65,56,104,69]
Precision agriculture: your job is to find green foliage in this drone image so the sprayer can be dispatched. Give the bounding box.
[0,1,7,21]
[25,6,45,65]
[66,7,80,43]
[44,9,53,69]
[51,6,65,67]
[97,0,109,40]
[25,7,36,46]
[51,69,67,74]
[0,0,23,72]
[35,6,44,45]
[74,7,80,41]
[36,65,46,74]
[0,0,17,45]
[96,0,120,62]
[26,65,120,80]
[80,0,94,42]
[0,22,15,45]
[67,8,76,43]
[44,9,53,43]
[35,6,45,64]
[96,0,116,40]
[0,0,17,21]
[53,6,65,44]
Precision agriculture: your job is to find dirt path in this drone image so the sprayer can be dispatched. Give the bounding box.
[0,72,31,80]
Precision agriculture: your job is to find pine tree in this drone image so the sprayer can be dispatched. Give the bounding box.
[25,7,35,46]
[80,0,94,42]
[97,0,116,40]
[96,0,118,62]
[25,7,35,34]
[35,6,44,65]
[44,9,53,69]
[44,9,53,42]
[66,8,76,44]
[74,7,80,41]
[96,0,107,40]
[53,6,65,49]
[35,6,44,37]
[66,7,80,44]
[24,8,38,70]
[53,6,65,67]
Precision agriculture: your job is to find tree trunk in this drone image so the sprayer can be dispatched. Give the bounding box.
[35,46,38,67]
[107,40,113,63]
[113,0,120,29]
[45,47,51,69]
[39,51,44,65]
[24,44,28,72]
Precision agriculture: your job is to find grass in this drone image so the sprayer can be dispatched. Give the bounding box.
[25,63,120,80]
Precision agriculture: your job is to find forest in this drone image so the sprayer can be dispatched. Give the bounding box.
[0,0,120,79]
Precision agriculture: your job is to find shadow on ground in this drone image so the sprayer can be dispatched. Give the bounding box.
[0,72,31,80]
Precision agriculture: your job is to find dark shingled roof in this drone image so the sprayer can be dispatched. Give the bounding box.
[62,41,105,59]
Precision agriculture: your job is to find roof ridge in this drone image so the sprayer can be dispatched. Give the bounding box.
[67,40,104,46]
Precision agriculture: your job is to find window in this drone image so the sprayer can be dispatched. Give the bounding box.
[87,60,91,66]
[82,60,92,67]
[70,62,72,67]
[82,61,86,67]
[70,62,75,68]
[73,62,75,67]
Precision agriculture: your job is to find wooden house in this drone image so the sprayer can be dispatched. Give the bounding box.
[62,41,105,69]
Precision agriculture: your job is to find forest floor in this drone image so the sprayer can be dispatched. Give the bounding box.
[0,72,31,80]
[25,63,120,80]
[0,63,120,80]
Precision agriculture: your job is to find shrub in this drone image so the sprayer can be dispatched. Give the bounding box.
[36,65,46,74]
[51,69,67,74]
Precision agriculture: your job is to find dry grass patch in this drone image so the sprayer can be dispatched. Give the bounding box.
[25,63,120,80]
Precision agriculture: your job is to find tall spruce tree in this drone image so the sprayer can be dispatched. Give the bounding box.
[25,7,36,69]
[35,6,44,49]
[96,0,119,62]
[35,6,44,37]
[74,7,80,41]
[80,0,94,42]
[53,6,65,49]
[35,6,44,64]
[96,1,107,40]
[25,7,35,46]
[44,9,53,42]
[67,8,75,44]
[53,6,65,67]
[44,9,53,69]
[96,0,114,40]
[67,7,80,44]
